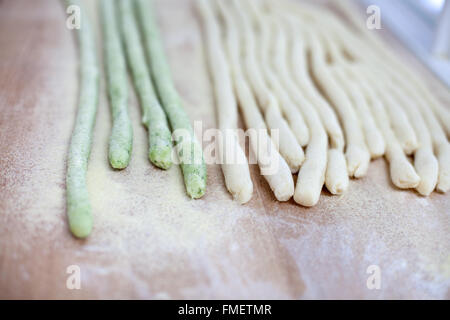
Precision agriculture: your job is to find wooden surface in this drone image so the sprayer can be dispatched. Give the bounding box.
[0,0,449,299]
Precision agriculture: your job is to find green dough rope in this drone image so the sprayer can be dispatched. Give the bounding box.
[101,0,133,169]
[119,0,173,170]
[65,0,99,238]
[135,0,207,198]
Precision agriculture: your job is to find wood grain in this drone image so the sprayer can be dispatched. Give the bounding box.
[0,0,449,299]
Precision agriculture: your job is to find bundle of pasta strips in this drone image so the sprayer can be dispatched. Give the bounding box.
[197,0,450,206]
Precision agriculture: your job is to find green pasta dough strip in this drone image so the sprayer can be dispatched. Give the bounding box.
[135,0,207,198]
[65,0,99,238]
[119,0,173,170]
[101,0,133,169]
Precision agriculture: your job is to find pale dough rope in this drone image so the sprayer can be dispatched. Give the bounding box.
[383,80,438,196]
[306,28,370,178]
[410,81,450,139]
[335,0,450,139]
[348,66,420,189]
[215,0,295,201]
[229,0,304,174]
[284,17,344,151]
[393,82,450,193]
[371,67,450,193]
[315,28,384,159]
[360,65,437,194]
[315,11,449,193]
[332,66,385,159]
[289,3,420,188]
[370,86,418,156]
[292,6,417,157]
[354,64,438,194]
[265,1,347,197]
[317,32,419,188]
[414,98,450,193]
[247,3,328,206]
[308,0,449,192]
[318,30,385,159]
[196,0,253,204]
[272,18,328,205]
[243,0,310,149]
[356,49,450,192]
[274,0,447,193]
[280,16,348,195]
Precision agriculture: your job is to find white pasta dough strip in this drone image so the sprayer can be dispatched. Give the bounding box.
[196,0,253,204]
[278,16,348,194]
[348,66,420,189]
[360,55,450,192]
[253,6,328,205]
[370,65,450,193]
[216,0,295,201]
[331,66,385,159]
[227,0,304,174]
[283,17,344,151]
[319,15,449,193]
[360,66,418,156]
[307,17,418,189]
[395,84,450,193]
[244,0,310,149]
[325,148,349,195]
[351,65,437,194]
[277,0,442,192]
[392,78,450,193]
[306,29,370,178]
[314,29,385,159]
[413,84,450,139]
[335,0,450,139]
[388,85,438,196]
[358,66,438,194]
[292,7,417,157]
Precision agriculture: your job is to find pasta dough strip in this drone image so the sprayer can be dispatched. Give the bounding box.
[280,16,348,194]
[268,14,328,206]
[371,67,450,193]
[101,0,133,169]
[244,0,310,148]
[364,62,450,193]
[286,18,344,151]
[319,16,449,193]
[302,15,416,157]
[196,0,253,204]
[216,0,295,201]
[230,0,304,174]
[331,66,385,159]
[306,29,370,178]
[356,65,437,194]
[277,0,442,191]
[136,0,207,199]
[335,0,450,138]
[389,85,438,196]
[65,0,99,238]
[314,28,384,159]
[349,67,420,189]
[119,0,173,170]
[360,66,418,156]
[392,78,450,193]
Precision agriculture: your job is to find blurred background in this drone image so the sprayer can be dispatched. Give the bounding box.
[358,0,450,87]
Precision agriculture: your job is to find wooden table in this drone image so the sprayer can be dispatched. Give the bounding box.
[0,0,449,299]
